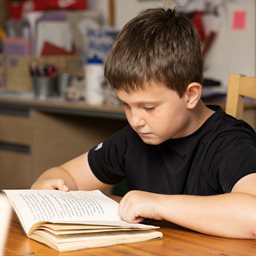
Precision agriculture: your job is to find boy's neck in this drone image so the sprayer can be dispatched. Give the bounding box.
[189,100,215,133]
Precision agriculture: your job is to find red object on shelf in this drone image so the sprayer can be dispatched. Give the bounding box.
[31,0,87,11]
[8,0,24,19]
[191,11,206,43]
[41,41,75,56]
[8,0,87,19]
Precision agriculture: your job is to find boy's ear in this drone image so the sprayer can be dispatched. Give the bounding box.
[184,82,202,109]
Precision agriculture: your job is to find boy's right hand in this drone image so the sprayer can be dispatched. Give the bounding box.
[31,178,70,191]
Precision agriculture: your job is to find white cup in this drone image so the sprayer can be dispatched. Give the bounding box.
[85,63,105,105]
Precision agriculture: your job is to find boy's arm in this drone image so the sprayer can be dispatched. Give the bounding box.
[31,152,110,191]
[118,173,256,239]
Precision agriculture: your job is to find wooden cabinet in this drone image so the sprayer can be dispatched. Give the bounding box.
[0,97,126,189]
[30,110,126,183]
[0,113,31,144]
[0,109,32,188]
[0,150,31,188]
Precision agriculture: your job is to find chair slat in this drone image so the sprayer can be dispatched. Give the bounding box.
[225,73,256,119]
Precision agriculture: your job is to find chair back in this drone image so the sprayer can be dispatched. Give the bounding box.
[225,73,256,119]
[0,195,12,255]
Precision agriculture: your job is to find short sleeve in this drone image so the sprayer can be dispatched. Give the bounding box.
[218,135,256,192]
[87,126,133,184]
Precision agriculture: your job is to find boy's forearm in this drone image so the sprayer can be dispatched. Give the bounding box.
[119,190,256,238]
[31,167,78,190]
[157,193,256,238]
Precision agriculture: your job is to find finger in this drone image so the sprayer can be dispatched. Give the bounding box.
[118,197,125,216]
[118,194,129,217]
[56,179,70,191]
[43,178,69,191]
[118,197,144,223]
[121,208,144,223]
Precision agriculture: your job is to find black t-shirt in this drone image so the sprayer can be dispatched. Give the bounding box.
[88,105,256,195]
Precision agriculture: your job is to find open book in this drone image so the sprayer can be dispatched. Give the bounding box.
[3,189,162,252]
[0,195,12,255]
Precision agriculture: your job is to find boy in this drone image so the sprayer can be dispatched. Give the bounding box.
[31,8,256,239]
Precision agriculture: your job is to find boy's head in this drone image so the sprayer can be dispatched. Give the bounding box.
[105,8,203,97]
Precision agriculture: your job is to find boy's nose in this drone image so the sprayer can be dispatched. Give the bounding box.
[130,111,146,128]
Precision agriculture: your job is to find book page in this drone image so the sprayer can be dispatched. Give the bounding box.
[3,190,120,234]
[0,195,12,255]
[41,222,157,232]
[4,189,159,236]
[30,229,163,252]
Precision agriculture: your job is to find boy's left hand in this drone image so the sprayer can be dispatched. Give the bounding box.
[118,190,163,223]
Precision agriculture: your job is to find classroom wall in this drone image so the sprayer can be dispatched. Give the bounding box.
[204,0,256,87]
[87,0,109,23]
[106,0,256,88]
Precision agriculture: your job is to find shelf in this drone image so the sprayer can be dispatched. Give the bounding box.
[0,95,125,120]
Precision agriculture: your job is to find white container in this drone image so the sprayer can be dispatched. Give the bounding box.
[85,57,104,105]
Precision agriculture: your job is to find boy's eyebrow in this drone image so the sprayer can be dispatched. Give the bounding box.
[120,100,161,105]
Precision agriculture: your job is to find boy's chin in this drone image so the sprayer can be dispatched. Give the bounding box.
[140,137,164,145]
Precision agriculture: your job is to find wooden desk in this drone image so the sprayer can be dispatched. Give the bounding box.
[5,217,256,256]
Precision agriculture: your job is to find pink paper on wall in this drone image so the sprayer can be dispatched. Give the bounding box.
[232,11,246,30]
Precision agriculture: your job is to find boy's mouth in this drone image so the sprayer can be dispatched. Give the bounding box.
[137,132,152,137]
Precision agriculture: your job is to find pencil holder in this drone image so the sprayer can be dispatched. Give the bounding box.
[32,76,55,99]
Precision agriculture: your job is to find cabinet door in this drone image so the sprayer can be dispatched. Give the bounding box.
[30,110,126,180]
[0,114,31,144]
[0,113,32,188]
[0,150,32,188]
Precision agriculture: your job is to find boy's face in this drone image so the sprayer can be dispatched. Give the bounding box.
[116,81,194,145]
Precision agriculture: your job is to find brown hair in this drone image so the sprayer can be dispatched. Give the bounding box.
[104,8,203,97]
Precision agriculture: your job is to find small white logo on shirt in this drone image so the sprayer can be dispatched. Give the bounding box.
[94,142,103,151]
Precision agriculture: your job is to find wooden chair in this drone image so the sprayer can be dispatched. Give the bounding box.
[225,73,256,119]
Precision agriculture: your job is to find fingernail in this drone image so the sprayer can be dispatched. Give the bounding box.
[63,184,69,191]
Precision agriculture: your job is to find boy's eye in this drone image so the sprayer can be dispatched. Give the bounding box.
[144,106,155,111]
[122,102,130,109]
